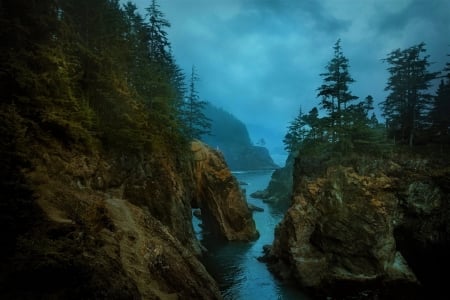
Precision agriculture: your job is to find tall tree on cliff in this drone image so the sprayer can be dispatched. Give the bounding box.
[429,55,450,140]
[182,66,211,140]
[380,43,438,146]
[283,107,307,153]
[144,0,188,144]
[317,39,359,145]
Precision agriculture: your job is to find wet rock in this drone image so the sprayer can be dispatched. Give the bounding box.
[247,203,264,212]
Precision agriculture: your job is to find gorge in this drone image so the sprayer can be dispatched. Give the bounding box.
[2,1,450,299]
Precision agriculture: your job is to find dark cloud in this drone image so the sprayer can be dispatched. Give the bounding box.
[125,0,450,162]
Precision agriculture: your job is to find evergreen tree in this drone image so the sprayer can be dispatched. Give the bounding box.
[380,43,438,146]
[317,39,359,144]
[283,107,307,153]
[182,66,211,140]
[303,107,322,142]
[429,55,450,140]
[146,0,171,64]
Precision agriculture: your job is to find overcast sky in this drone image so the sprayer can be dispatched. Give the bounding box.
[128,0,450,161]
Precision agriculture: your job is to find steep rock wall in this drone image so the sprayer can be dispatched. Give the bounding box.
[0,141,223,299]
[1,135,265,299]
[266,152,450,298]
[266,161,419,298]
[191,140,259,241]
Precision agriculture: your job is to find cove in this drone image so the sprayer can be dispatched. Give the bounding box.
[193,170,310,300]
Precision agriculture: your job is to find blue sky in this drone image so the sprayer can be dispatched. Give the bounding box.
[125,0,450,161]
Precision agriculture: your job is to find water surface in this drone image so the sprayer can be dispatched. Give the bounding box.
[193,170,310,300]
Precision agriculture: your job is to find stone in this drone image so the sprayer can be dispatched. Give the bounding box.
[191,140,259,241]
[268,164,420,297]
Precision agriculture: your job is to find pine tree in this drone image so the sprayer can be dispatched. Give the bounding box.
[428,55,450,141]
[317,39,359,144]
[182,66,211,140]
[146,0,171,64]
[283,107,307,153]
[380,43,438,146]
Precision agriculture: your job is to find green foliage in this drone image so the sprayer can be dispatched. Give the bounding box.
[0,0,194,161]
[317,39,359,143]
[286,42,385,160]
[429,56,450,141]
[380,43,438,146]
[181,65,212,140]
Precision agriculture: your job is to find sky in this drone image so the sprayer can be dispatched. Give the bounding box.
[128,0,450,163]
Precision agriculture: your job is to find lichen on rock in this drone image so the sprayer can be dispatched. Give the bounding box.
[267,161,421,298]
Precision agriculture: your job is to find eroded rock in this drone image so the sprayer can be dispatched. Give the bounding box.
[268,165,419,298]
[191,140,259,241]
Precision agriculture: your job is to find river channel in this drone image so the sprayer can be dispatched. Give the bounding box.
[193,170,311,300]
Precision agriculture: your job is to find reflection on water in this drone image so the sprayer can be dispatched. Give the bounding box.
[193,170,310,300]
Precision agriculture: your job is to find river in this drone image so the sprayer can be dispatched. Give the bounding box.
[193,170,311,300]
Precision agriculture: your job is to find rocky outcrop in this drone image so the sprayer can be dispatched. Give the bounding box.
[0,137,262,299]
[0,141,224,299]
[202,103,278,170]
[223,145,279,171]
[389,156,450,299]
[266,162,419,298]
[251,153,295,207]
[264,151,450,298]
[191,140,259,241]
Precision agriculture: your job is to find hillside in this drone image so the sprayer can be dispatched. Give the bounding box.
[202,103,279,170]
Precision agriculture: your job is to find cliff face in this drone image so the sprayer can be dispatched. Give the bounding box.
[202,103,278,170]
[191,140,259,241]
[251,153,295,207]
[1,139,257,298]
[266,153,450,298]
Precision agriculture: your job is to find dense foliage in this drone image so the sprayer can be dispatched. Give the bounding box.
[0,0,210,159]
[181,66,211,140]
[284,40,450,159]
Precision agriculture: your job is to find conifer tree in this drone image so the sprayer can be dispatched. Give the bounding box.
[380,43,438,146]
[182,66,211,140]
[429,56,450,139]
[283,107,307,153]
[317,39,359,144]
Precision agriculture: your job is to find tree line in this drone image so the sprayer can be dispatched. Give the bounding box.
[0,0,211,158]
[284,39,450,157]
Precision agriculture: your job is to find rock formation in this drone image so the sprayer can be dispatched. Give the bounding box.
[264,152,450,298]
[0,139,259,299]
[201,103,278,170]
[191,140,259,241]
[250,153,295,207]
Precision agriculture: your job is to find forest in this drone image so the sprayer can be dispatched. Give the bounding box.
[1,0,449,167]
[0,0,211,163]
[284,39,450,160]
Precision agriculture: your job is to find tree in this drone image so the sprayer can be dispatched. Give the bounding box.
[429,55,450,140]
[380,43,438,146]
[146,0,171,64]
[317,39,359,143]
[283,107,307,153]
[182,66,211,140]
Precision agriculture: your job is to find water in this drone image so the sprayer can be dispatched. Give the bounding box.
[193,170,310,300]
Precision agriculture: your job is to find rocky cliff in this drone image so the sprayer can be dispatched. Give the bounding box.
[251,153,295,208]
[191,141,259,241]
[0,136,256,299]
[202,103,278,170]
[264,150,450,299]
